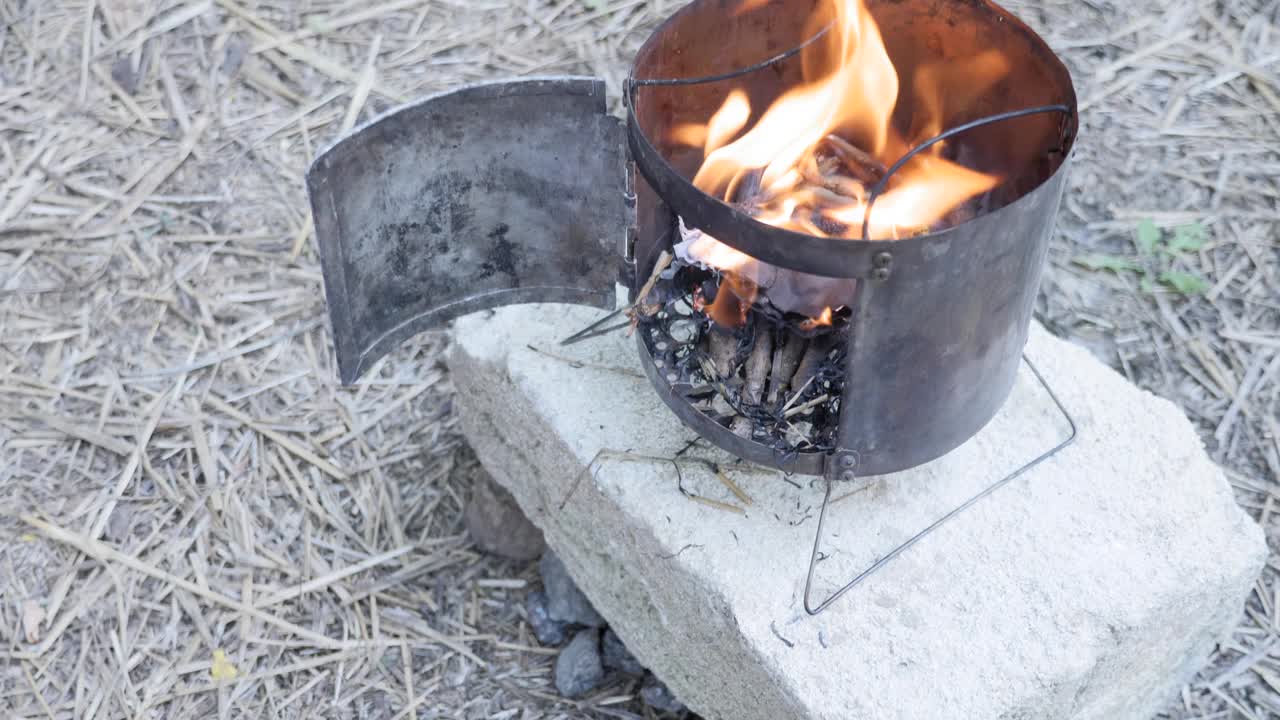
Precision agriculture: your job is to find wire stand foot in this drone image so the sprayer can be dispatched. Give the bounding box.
[803,354,1078,616]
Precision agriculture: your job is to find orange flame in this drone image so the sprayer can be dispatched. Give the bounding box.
[799,307,834,332]
[678,0,1012,326]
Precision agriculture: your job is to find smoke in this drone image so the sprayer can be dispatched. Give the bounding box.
[674,219,858,320]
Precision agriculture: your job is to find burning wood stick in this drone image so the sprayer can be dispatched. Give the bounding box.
[707,329,737,379]
[766,335,808,406]
[695,353,739,423]
[634,250,672,307]
[800,152,868,203]
[780,374,818,415]
[626,250,674,333]
[742,326,773,406]
[784,393,831,419]
[821,134,888,186]
[727,323,773,440]
[790,334,833,397]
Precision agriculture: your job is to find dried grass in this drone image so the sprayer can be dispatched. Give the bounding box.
[0,0,678,717]
[0,0,1275,718]
[1019,0,1280,715]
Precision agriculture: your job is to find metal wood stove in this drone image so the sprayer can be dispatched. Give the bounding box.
[307,0,1079,610]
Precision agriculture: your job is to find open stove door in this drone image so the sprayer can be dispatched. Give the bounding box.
[308,78,630,383]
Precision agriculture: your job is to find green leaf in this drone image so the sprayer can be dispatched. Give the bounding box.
[1167,222,1208,254]
[1135,218,1161,255]
[1073,254,1139,273]
[1140,276,1157,294]
[1159,270,1210,294]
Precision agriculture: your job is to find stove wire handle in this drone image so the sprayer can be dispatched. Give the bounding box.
[859,104,1075,242]
[802,354,1078,616]
[627,23,833,89]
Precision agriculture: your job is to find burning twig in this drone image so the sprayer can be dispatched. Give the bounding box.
[742,326,773,406]
[820,134,887,186]
[800,152,868,203]
[781,374,818,415]
[784,393,831,419]
[707,328,738,379]
[790,335,833,396]
[626,250,674,333]
[766,335,808,405]
[729,324,774,438]
[695,352,740,418]
[633,250,673,307]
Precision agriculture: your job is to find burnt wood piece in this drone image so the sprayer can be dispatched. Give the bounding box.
[789,334,833,398]
[742,325,774,406]
[708,328,738,379]
[819,134,887,186]
[767,335,808,406]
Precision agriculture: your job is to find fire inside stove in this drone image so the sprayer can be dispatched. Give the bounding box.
[307,0,1077,480]
[629,0,1074,465]
[307,0,1078,617]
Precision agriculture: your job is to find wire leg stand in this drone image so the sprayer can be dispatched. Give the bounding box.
[803,354,1079,616]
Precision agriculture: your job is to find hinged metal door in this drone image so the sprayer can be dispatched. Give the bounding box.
[308,78,630,383]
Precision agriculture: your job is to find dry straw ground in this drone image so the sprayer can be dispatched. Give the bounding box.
[0,0,1276,718]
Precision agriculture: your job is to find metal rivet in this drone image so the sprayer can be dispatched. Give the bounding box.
[872,267,891,281]
[873,251,893,268]
[839,469,858,482]
[839,454,857,468]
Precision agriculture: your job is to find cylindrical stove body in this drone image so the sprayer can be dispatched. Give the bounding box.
[627,0,1078,476]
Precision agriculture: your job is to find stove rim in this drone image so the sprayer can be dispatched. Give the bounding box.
[623,0,1080,280]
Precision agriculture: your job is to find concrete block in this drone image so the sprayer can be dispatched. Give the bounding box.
[449,304,1265,720]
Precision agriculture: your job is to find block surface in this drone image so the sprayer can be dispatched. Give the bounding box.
[449,304,1265,720]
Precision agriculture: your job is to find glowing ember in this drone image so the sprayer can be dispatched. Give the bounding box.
[674,0,1013,326]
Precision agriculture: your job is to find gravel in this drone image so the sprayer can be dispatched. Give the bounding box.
[641,676,688,715]
[539,551,606,627]
[554,629,606,699]
[524,591,570,647]
[602,629,645,676]
[463,467,546,561]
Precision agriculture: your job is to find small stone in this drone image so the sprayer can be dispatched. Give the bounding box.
[525,591,569,647]
[464,466,545,561]
[555,629,605,699]
[110,56,139,95]
[602,629,644,675]
[220,35,250,77]
[539,551,605,627]
[104,506,132,543]
[640,676,687,714]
